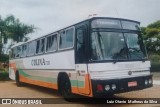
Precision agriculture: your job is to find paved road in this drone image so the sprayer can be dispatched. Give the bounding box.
[0,81,160,107]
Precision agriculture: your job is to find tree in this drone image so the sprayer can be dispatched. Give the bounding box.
[7,18,36,42]
[0,15,36,54]
[0,15,12,54]
[142,20,160,55]
[3,15,36,43]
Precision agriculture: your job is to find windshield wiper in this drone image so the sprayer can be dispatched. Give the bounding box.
[112,47,128,63]
[113,57,119,64]
[128,48,146,62]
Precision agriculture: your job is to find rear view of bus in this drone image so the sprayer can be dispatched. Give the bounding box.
[85,18,152,97]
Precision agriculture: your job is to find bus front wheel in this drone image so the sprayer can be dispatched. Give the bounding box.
[59,74,73,100]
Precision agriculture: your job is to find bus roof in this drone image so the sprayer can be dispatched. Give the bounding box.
[11,17,140,48]
[11,42,26,48]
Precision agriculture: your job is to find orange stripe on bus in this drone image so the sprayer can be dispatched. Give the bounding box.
[15,69,93,97]
[20,75,58,90]
[71,74,93,97]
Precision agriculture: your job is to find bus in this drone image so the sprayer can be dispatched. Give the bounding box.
[9,17,152,98]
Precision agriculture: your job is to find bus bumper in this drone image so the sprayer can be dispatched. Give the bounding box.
[91,75,153,97]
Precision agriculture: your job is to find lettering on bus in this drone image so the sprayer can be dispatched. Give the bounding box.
[31,58,50,66]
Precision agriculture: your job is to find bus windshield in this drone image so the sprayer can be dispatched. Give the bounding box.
[90,31,147,61]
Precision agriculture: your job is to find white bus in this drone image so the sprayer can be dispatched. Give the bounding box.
[9,17,152,98]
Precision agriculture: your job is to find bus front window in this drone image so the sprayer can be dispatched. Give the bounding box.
[124,33,147,59]
[90,32,147,61]
[91,32,128,61]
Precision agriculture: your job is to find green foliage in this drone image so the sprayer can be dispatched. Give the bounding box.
[151,62,160,72]
[149,55,160,72]
[145,28,160,38]
[142,20,160,55]
[148,20,160,29]
[7,17,36,42]
[0,54,9,62]
[0,15,36,43]
[0,71,10,81]
[141,27,147,35]
[142,21,160,72]
[0,15,36,54]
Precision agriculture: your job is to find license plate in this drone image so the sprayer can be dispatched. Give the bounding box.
[128,81,137,87]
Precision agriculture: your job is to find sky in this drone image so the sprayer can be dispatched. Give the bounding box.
[0,0,160,39]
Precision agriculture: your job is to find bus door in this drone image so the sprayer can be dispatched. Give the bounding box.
[75,26,90,95]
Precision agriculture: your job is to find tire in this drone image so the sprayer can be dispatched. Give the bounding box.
[59,74,73,100]
[15,71,24,87]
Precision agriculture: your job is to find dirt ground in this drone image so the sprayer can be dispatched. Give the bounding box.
[0,72,159,107]
[0,81,160,107]
[152,72,160,80]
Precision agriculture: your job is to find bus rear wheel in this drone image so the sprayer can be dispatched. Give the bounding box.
[15,71,24,87]
[59,74,73,100]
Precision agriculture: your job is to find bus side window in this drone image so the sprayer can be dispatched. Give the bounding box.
[36,40,40,54]
[66,28,74,48]
[41,38,45,53]
[27,41,36,56]
[76,28,85,63]
[15,46,22,58]
[36,38,45,54]
[11,48,15,59]
[13,48,16,58]
[21,45,27,57]
[59,31,66,49]
[46,34,57,52]
[59,27,74,50]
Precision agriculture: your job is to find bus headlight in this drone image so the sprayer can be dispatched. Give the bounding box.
[145,80,148,85]
[105,85,110,91]
[111,84,116,90]
[148,79,152,84]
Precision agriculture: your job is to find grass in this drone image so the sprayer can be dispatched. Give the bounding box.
[149,54,160,72]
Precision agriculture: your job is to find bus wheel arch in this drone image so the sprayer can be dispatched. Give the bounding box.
[57,72,73,99]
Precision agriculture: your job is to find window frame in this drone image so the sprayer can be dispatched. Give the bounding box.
[35,37,46,55]
[20,44,28,58]
[45,33,58,53]
[58,26,75,51]
[11,48,16,59]
[27,41,36,57]
[15,46,22,58]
